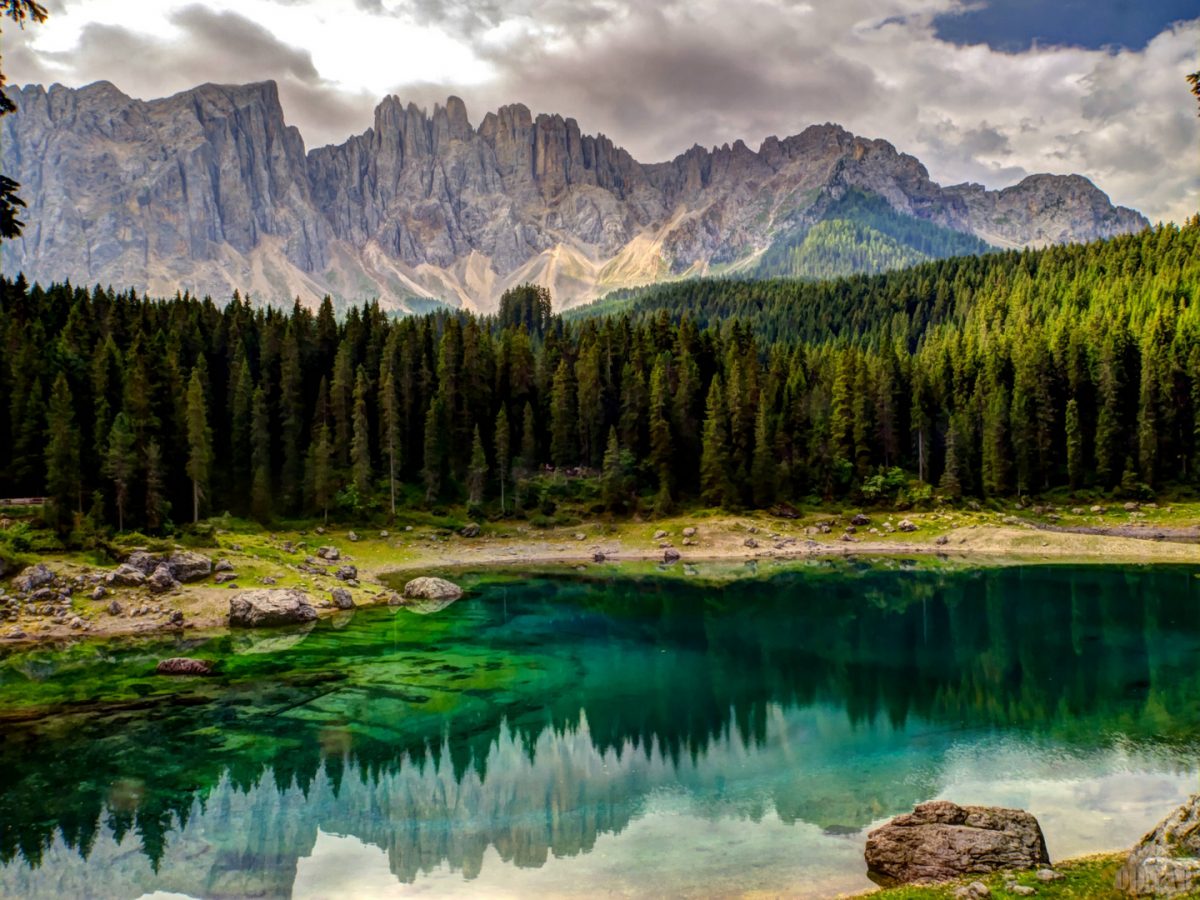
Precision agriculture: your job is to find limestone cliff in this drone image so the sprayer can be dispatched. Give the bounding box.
[0,80,1148,311]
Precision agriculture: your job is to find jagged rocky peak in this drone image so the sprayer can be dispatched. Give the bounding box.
[1,79,1149,312]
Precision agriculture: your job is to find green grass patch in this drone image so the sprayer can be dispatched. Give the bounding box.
[871,854,1125,899]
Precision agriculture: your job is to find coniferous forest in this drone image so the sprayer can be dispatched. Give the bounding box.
[1,218,1198,536]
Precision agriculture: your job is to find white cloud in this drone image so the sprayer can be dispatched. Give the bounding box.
[5,0,1198,222]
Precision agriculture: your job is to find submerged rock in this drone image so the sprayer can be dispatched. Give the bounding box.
[865,800,1049,885]
[402,577,463,601]
[1115,794,1200,897]
[156,657,212,676]
[229,589,318,627]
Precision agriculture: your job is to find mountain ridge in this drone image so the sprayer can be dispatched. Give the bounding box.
[0,78,1148,310]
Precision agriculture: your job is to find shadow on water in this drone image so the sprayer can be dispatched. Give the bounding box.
[0,562,1199,896]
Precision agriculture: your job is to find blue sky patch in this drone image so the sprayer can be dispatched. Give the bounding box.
[933,0,1199,52]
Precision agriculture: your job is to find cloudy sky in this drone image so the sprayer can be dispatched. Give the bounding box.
[6,0,1198,222]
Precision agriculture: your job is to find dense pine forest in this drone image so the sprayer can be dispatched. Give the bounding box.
[1,218,1198,536]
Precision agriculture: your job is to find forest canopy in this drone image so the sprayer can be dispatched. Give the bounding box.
[1,218,1198,536]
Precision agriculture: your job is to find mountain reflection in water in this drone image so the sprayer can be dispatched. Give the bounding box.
[1,562,1198,898]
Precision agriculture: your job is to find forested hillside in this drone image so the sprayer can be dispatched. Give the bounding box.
[1,218,1197,536]
[753,189,993,280]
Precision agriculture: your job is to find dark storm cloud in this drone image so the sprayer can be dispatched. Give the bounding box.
[398,2,885,163]
[168,5,321,82]
[9,5,378,148]
[47,5,323,88]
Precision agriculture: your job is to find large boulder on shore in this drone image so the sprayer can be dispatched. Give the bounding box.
[1115,795,1200,897]
[147,565,180,594]
[126,550,213,582]
[229,589,318,627]
[12,563,55,593]
[106,564,146,587]
[165,551,213,582]
[865,800,1050,885]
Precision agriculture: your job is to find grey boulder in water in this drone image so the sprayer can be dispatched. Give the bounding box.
[229,589,318,627]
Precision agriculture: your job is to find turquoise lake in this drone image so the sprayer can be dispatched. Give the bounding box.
[1,561,1199,898]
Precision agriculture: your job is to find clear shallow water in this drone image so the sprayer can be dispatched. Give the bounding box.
[1,561,1199,898]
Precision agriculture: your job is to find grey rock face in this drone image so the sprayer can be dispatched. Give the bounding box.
[1115,795,1200,897]
[164,552,213,582]
[330,587,355,610]
[105,564,146,587]
[147,565,180,595]
[228,589,318,627]
[865,800,1050,885]
[12,563,54,593]
[2,81,1148,311]
[125,550,212,582]
[402,577,463,601]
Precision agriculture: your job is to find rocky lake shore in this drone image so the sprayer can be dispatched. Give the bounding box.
[2,503,1199,647]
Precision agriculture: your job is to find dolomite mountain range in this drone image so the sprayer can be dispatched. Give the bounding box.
[0,79,1148,311]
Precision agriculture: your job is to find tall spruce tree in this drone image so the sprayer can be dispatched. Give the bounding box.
[103,413,135,532]
[495,405,510,515]
[278,330,305,512]
[250,385,272,522]
[351,366,372,500]
[700,376,734,507]
[750,400,777,508]
[185,367,212,523]
[379,357,401,517]
[550,358,577,469]
[44,372,80,534]
[466,425,488,507]
[1065,398,1084,490]
[422,396,445,503]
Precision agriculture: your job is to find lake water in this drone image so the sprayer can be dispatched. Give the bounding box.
[1,561,1199,898]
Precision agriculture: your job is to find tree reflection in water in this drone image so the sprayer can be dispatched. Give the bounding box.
[0,562,1198,897]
